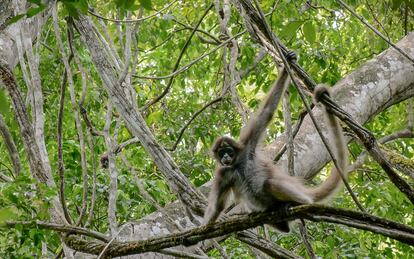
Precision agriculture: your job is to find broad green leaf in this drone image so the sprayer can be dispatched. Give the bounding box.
[280,21,302,40]
[139,0,152,10]
[62,2,80,19]
[0,207,18,224]
[5,14,25,26]
[303,21,316,44]
[147,111,163,124]
[26,5,47,18]
[73,0,88,14]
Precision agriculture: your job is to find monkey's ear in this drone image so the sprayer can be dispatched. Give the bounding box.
[211,137,223,152]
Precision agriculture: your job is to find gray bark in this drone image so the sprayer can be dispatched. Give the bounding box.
[74,15,207,215]
[0,0,51,68]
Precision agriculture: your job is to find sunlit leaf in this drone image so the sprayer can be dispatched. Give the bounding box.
[26,5,47,18]
[280,21,302,39]
[0,207,18,224]
[5,14,25,26]
[303,21,316,44]
[139,0,152,10]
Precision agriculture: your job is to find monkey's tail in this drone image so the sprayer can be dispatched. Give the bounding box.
[307,100,348,202]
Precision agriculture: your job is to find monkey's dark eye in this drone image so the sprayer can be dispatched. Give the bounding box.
[218,147,234,158]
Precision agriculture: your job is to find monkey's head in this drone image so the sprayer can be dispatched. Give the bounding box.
[212,136,243,166]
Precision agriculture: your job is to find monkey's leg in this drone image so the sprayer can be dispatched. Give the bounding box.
[203,188,231,225]
[269,221,291,233]
[266,178,313,204]
[203,166,234,225]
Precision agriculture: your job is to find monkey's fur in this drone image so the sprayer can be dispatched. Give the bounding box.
[203,65,348,232]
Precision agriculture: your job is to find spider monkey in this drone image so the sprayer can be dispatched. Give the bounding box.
[203,53,348,232]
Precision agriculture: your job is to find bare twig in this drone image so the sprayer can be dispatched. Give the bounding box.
[103,102,119,236]
[237,230,302,259]
[114,137,140,153]
[56,52,74,224]
[365,1,390,41]
[141,4,214,110]
[217,0,250,123]
[0,113,21,177]
[274,109,309,161]
[98,223,129,258]
[158,248,209,259]
[0,169,12,182]
[283,91,295,175]
[53,7,89,226]
[173,18,221,44]
[84,131,98,227]
[133,30,245,81]
[299,219,316,259]
[168,96,223,151]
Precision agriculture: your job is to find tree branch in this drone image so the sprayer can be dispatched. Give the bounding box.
[65,204,414,257]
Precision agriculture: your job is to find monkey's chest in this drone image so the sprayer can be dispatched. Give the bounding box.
[233,162,276,211]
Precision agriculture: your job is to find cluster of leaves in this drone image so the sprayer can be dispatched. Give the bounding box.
[0,174,56,257]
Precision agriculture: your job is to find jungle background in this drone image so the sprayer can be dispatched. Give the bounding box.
[0,0,413,258]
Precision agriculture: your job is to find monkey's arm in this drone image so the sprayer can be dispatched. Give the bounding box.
[203,166,233,225]
[239,67,289,147]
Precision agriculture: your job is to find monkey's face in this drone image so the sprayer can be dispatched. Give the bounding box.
[217,146,235,166]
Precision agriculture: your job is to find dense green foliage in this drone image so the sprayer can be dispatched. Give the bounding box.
[0,0,413,257]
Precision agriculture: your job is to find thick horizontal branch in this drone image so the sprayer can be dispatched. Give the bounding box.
[65,205,414,257]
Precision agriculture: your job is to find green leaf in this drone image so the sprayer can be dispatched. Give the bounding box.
[26,5,47,18]
[280,21,302,39]
[139,0,153,10]
[392,0,403,9]
[0,90,10,115]
[28,0,42,5]
[0,207,18,224]
[73,0,89,14]
[147,111,163,124]
[303,21,316,44]
[407,0,414,12]
[5,14,25,26]
[62,2,80,19]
